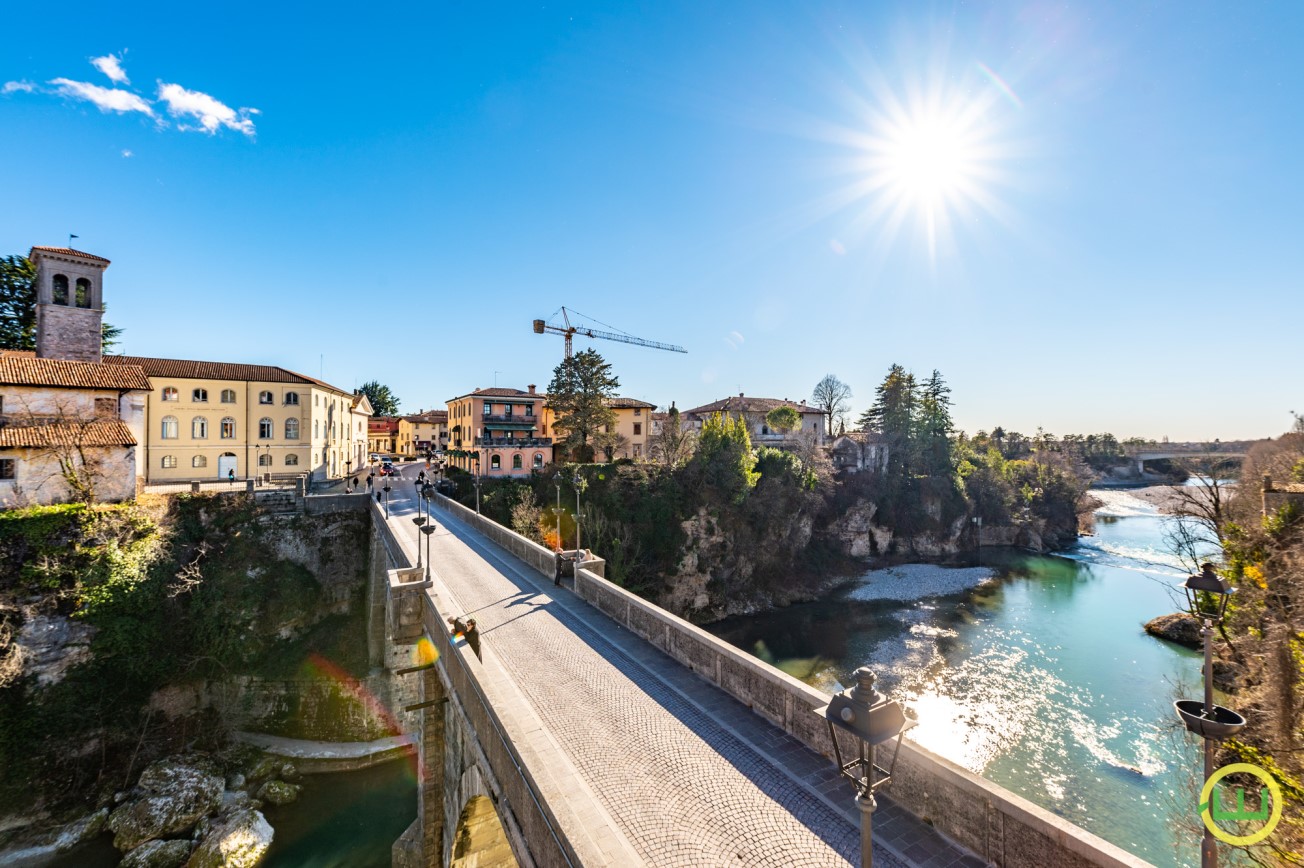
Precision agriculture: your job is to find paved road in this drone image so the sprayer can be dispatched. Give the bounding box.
[384,465,980,868]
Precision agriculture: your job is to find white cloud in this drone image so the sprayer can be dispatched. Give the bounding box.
[49,78,154,116]
[91,53,129,85]
[122,149,134,158]
[3,80,36,94]
[157,82,256,136]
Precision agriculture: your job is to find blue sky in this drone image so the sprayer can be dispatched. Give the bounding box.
[3,2,1300,440]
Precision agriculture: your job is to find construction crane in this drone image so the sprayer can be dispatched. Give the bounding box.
[533,307,687,358]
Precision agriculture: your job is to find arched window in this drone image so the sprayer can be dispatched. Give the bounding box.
[192,455,208,468]
[533,452,544,468]
[512,454,522,470]
[314,420,319,438]
[259,391,273,404]
[220,417,235,439]
[75,278,91,308]
[220,389,236,403]
[284,391,299,405]
[192,388,208,402]
[258,453,273,467]
[161,416,179,439]
[321,449,328,464]
[285,418,299,440]
[162,387,179,402]
[490,454,501,470]
[192,417,208,439]
[259,418,273,439]
[161,455,177,468]
[52,274,69,305]
[285,454,299,466]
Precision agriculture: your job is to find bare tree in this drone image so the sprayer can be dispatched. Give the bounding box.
[10,395,122,505]
[649,406,695,469]
[592,430,629,462]
[811,374,852,436]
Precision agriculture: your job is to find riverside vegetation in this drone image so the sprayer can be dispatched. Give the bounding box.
[446,362,1110,621]
[0,494,373,855]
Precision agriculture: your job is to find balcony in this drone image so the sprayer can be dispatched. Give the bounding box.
[477,437,552,448]
[481,414,536,425]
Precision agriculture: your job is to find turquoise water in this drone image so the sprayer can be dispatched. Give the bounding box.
[709,488,1206,867]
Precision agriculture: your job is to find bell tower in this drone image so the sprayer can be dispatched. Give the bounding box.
[31,246,110,363]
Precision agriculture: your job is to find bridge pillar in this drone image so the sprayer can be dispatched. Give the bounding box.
[1137,458,1146,476]
[418,666,447,866]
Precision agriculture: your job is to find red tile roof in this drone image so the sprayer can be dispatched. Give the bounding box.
[448,387,541,401]
[105,356,351,394]
[607,397,657,409]
[404,410,448,423]
[683,396,823,417]
[0,355,151,391]
[0,419,136,448]
[28,246,111,265]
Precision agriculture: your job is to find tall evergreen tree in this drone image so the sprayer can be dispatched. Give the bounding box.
[859,364,918,477]
[358,380,400,415]
[917,369,955,478]
[0,255,37,350]
[546,349,619,462]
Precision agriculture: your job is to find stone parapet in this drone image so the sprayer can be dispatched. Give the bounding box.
[572,565,1150,868]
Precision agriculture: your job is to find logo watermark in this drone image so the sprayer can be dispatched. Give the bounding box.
[1199,763,1283,847]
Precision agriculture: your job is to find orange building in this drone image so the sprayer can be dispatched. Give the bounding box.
[446,386,552,477]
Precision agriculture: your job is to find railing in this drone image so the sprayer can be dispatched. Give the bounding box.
[478,437,552,447]
[480,414,537,425]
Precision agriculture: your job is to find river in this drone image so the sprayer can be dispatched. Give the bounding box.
[708,487,1207,867]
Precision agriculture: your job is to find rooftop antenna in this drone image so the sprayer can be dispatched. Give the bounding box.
[494,370,502,387]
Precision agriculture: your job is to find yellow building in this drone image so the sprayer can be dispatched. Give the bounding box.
[104,356,370,483]
[398,409,448,458]
[446,386,551,477]
[539,396,657,461]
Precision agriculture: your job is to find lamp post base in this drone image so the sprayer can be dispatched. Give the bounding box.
[856,789,876,868]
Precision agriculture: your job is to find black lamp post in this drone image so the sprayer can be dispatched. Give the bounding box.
[572,471,585,555]
[815,668,914,868]
[421,522,436,581]
[553,472,563,550]
[1175,563,1245,868]
[382,480,392,519]
[412,507,427,568]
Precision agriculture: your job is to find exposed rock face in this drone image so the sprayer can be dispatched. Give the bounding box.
[107,759,225,851]
[256,779,301,806]
[1144,613,1202,649]
[53,806,108,852]
[17,614,96,687]
[120,838,193,868]
[187,807,273,868]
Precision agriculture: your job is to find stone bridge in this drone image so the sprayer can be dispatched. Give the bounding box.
[1121,442,1251,475]
[364,470,1149,868]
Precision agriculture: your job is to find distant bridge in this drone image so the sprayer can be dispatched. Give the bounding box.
[1121,441,1253,475]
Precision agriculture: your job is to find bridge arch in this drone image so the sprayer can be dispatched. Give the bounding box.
[450,792,517,868]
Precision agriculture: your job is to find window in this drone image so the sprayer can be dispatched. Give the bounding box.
[259,418,273,439]
[285,391,299,405]
[525,405,533,417]
[162,387,179,402]
[504,404,513,417]
[259,391,273,404]
[95,397,116,417]
[483,404,492,416]
[192,388,208,402]
[221,389,236,403]
[52,274,69,305]
[512,454,522,469]
[192,417,208,439]
[490,454,501,469]
[285,454,299,466]
[634,408,642,417]
[533,453,544,468]
[161,455,178,469]
[0,459,14,480]
[285,418,299,440]
[161,416,179,439]
[259,453,273,467]
[192,455,208,468]
[314,420,319,438]
[633,423,642,436]
[220,417,235,439]
[75,277,91,308]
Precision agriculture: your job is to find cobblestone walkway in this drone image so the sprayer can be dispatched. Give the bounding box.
[386,479,978,867]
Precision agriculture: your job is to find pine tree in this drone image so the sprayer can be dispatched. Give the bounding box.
[547,349,619,462]
[917,370,955,478]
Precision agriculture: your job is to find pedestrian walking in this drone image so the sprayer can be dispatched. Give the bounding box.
[228,468,235,486]
[367,472,375,491]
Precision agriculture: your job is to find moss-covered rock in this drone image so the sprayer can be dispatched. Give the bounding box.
[187,807,273,868]
[255,779,301,806]
[107,759,224,851]
[120,838,193,868]
[1144,612,1202,648]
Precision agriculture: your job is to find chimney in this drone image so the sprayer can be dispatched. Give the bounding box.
[528,384,536,394]
[739,391,744,398]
